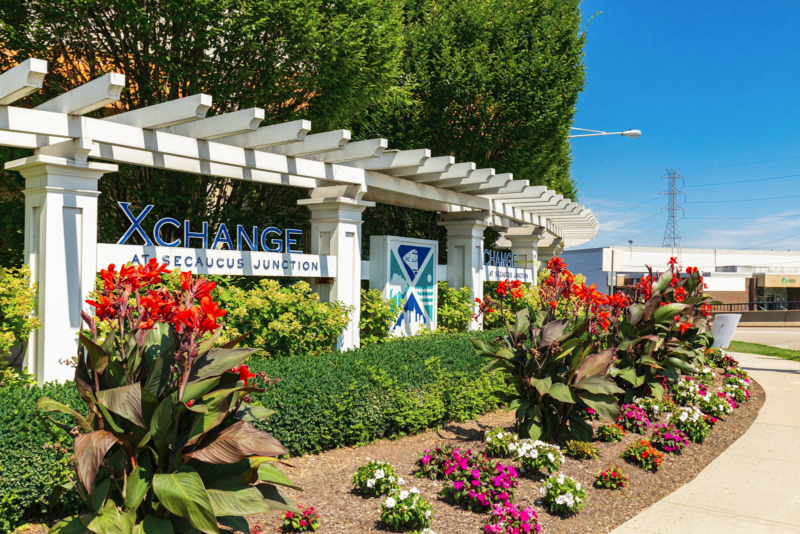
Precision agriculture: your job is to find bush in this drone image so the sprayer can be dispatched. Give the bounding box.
[483,427,520,458]
[352,461,401,496]
[633,397,670,420]
[437,282,474,333]
[440,452,518,512]
[0,382,84,533]
[483,502,543,534]
[360,288,403,345]
[282,506,320,532]
[597,424,625,443]
[381,487,433,531]
[616,404,651,434]
[247,329,508,456]
[621,439,664,471]
[671,376,706,406]
[649,423,690,453]
[595,466,628,489]
[540,474,587,515]
[0,265,40,361]
[216,279,352,358]
[564,440,599,460]
[698,392,734,418]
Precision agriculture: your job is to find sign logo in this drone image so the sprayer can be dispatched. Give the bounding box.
[117,202,303,254]
[390,244,436,335]
[782,277,797,284]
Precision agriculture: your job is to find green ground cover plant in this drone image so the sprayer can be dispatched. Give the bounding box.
[727,341,800,362]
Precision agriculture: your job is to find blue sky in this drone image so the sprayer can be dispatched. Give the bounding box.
[571,1,800,251]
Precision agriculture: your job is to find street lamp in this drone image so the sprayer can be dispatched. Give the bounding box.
[569,128,641,139]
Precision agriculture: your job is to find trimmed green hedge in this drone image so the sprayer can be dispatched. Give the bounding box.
[0,329,504,532]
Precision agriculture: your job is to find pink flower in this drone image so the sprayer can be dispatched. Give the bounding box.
[422,455,431,464]
[472,479,481,486]
[454,480,464,490]
[472,469,481,479]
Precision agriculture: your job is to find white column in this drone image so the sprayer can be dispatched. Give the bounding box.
[298,195,374,350]
[6,155,118,384]
[504,226,545,283]
[537,239,564,271]
[438,212,489,331]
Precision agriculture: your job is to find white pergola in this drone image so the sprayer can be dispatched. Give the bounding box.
[0,60,599,381]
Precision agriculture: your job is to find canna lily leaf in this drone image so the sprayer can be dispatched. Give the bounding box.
[205,475,273,516]
[664,356,696,374]
[546,383,579,403]
[88,478,110,512]
[217,517,250,534]
[220,330,252,349]
[37,397,92,433]
[79,334,109,374]
[654,303,687,324]
[74,431,117,494]
[254,484,300,513]
[540,319,568,347]
[183,421,287,464]
[152,466,218,534]
[188,348,258,382]
[140,517,174,534]
[648,381,666,400]
[642,291,662,321]
[125,460,153,511]
[568,412,593,442]
[235,404,276,422]
[141,323,176,369]
[577,391,620,421]
[529,377,552,396]
[144,356,173,397]
[511,308,530,338]
[95,383,145,428]
[653,272,673,293]
[49,516,88,534]
[573,348,615,384]
[573,374,625,395]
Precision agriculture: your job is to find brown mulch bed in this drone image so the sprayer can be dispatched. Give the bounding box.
[249,376,764,534]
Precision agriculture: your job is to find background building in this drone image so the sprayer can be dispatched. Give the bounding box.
[561,246,800,309]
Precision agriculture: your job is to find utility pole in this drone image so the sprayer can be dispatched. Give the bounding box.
[661,169,685,260]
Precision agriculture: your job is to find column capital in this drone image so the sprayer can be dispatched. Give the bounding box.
[8,155,118,197]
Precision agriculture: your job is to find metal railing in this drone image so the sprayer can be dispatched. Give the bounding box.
[713,301,800,312]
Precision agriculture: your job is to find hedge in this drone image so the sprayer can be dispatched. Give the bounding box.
[0,329,505,533]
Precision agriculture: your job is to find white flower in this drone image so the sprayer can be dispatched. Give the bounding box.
[399,490,409,501]
[420,529,436,534]
[389,476,395,483]
[425,510,431,519]
[410,487,419,494]
[375,469,385,480]
[547,453,555,462]
[366,479,375,488]
[398,477,406,485]
[384,497,396,509]
[486,437,491,442]
[576,483,582,490]
[540,487,547,495]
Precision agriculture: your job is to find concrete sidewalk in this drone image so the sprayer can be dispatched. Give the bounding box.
[611,352,800,534]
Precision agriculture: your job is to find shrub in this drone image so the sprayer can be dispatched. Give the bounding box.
[595,465,628,489]
[415,444,455,480]
[483,428,520,458]
[483,502,543,534]
[437,282,474,333]
[352,461,401,496]
[649,423,690,453]
[282,506,320,532]
[564,440,599,460]
[597,424,625,443]
[40,262,300,534]
[540,474,587,515]
[671,376,706,406]
[216,279,352,358]
[440,451,518,512]
[621,439,664,471]
[697,365,716,385]
[582,406,600,421]
[617,404,650,434]
[381,487,433,532]
[0,265,40,361]
[667,406,711,443]
[698,392,734,418]
[509,440,564,474]
[360,288,403,345]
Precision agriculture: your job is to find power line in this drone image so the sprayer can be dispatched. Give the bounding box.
[680,230,800,264]
[597,211,664,234]
[683,172,800,188]
[603,178,662,202]
[599,196,662,223]
[683,154,800,171]
[686,214,800,220]
[685,193,800,204]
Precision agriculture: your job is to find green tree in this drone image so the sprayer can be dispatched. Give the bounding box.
[0,0,405,266]
[354,0,586,258]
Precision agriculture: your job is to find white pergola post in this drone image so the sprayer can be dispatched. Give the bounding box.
[537,239,565,271]
[6,155,118,384]
[504,226,545,283]
[438,211,489,331]
[298,192,374,350]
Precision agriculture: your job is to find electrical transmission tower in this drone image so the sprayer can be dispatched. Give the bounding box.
[661,169,685,259]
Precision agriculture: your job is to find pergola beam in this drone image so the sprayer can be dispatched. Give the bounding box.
[104,94,213,129]
[260,129,351,156]
[301,138,388,163]
[36,72,125,115]
[340,149,430,171]
[157,108,264,139]
[0,59,48,105]
[451,173,512,192]
[365,170,490,211]
[384,155,454,176]
[410,162,476,184]
[215,119,311,149]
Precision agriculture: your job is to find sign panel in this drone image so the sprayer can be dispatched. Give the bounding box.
[763,274,800,288]
[711,313,741,349]
[483,249,535,282]
[370,236,438,336]
[97,244,336,277]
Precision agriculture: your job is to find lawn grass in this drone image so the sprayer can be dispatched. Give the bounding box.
[728,341,800,363]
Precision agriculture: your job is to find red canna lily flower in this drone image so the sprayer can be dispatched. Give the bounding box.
[668,257,678,267]
[229,364,256,385]
[86,296,117,321]
[180,271,193,291]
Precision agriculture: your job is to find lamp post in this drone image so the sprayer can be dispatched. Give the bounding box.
[568,128,641,139]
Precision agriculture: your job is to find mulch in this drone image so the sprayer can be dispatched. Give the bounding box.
[249,375,765,534]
